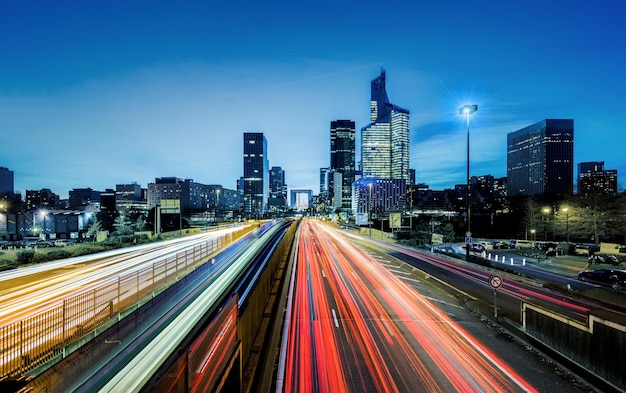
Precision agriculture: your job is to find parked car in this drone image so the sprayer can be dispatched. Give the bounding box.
[54,240,74,247]
[513,239,533,249]
[491,241,510,249]
[33,239,54,248]
[577,268,626,290]
[575,244,599,256]
[462,243,485,253]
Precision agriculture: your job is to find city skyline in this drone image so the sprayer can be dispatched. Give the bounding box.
[1,1,625,199]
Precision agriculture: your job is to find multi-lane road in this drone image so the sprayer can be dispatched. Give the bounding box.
[0,226,244,326]
[0,225,247,380]
[278,219,596,392]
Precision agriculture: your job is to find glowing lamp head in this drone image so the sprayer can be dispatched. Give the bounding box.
[459,104,478,115]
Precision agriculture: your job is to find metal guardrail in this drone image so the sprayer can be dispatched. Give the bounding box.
[0,231,239,379]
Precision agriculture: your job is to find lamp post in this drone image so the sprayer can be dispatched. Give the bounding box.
[368,183,373,237]
[542,207,551,241]
[561,207,570,243]
[216,188,221,222]
[459,104,478,261]
[40,210,48,239]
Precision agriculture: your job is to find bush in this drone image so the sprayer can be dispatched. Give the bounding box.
[46,250,73,261]
[16,249,35,264]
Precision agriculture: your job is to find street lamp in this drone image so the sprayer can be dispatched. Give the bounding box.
[40,210,48,239]
[368,183,373,237]
[459,104,478,261]
[561,207,570,243]
[542,207,551,241]
[216,188,221,222]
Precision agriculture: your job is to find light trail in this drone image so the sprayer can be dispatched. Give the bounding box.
[0,226,244,325]
[99,222,286,392]
[280,220,538,392]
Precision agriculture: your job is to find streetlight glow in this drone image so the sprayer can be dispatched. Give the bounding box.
[561,207,570,243]
[459,104,478,115]
[459,104,478,261]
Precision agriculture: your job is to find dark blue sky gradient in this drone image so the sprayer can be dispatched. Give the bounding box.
[1,1,624,198]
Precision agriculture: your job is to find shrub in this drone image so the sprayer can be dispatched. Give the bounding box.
[46,250,73,261]
[16,249,35,264]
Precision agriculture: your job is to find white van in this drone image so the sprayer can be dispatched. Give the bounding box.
[54,239,74,247]
[515,240,533,249]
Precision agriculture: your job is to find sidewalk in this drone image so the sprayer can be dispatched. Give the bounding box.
[483,248,592,276]
[534,254,591,275]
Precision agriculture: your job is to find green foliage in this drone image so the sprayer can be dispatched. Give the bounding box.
[16,249,35,264]
[87,219,103,241]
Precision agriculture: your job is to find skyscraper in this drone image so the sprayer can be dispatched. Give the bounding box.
[243,132,269,216]
[269,166,287,213]
[361,69,410,181]
[330,120,355,210]
[507,119,574,197]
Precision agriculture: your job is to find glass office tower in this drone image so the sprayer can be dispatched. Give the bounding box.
[330,120,356,210]
[243,133,269,216]
[507,119,574,197]
[361,69,410,181]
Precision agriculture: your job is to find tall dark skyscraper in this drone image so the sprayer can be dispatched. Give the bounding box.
[330,120,355,210]
[243,132,269,216]
[507,119,574,197]
[361,69,410,181]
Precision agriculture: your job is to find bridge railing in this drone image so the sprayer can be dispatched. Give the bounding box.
[0,228,250,380]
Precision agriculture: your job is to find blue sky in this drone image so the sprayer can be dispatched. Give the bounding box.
[1,1,625,199]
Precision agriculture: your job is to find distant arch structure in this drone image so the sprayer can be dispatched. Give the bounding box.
[290,190,312,211]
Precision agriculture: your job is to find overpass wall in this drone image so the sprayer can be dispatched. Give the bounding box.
[238,220,297,392]
[522,302,626,390]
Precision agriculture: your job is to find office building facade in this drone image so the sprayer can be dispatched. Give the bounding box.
[361,69,410,181]
[330,120,356,210]
[243,133,269,216]
[352,178,408,216]
[269,166,287,213]
[578,161,618,196]
[507,119,574,197]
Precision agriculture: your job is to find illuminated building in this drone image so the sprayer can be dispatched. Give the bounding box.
[243,132,269,216]
[330,119,355,210]
[578,161,618,196]
[507,119,574,197]
[361,69,410,181]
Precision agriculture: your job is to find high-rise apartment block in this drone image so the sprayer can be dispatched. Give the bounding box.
[578,161,618,196]
[361,69,410,181]
[507,119,574,197]
[243,133,269,216]
[330,120,356,210]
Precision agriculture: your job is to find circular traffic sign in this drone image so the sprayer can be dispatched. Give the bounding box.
[489,275,503,289]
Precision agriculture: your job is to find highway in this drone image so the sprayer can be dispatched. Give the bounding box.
[279,220,541,392]
[0,225,245,326]
[0,225,248,381]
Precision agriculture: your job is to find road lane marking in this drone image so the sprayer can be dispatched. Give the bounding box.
[380,315,395,337]
[331,309,340,328]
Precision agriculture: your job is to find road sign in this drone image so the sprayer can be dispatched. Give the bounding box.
[465,236,472,244]
[489,275,503,289]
